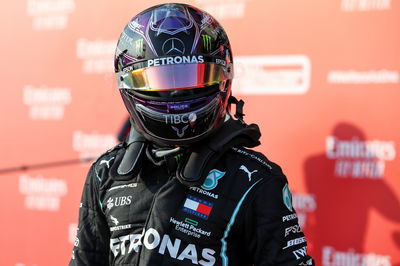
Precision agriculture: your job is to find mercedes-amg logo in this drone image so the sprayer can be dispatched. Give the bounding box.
[162,38,185,55]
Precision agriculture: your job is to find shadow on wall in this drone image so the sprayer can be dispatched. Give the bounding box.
[303,122,400,265]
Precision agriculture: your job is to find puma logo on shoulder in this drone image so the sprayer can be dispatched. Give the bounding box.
[239,165,258,181]
[100,157,115,169]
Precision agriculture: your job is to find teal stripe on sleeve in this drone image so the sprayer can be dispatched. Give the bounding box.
[220,179,262,266]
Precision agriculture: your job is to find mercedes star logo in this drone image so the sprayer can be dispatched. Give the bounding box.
[162,38,185,55]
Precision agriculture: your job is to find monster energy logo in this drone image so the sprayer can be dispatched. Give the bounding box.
[175,153,183,164]
[201,34,212,51]
[135,38,143,54]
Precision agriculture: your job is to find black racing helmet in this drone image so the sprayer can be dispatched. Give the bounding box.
[115,3,234,146]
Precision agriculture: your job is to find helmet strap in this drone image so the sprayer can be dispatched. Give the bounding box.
[228,96,245,122]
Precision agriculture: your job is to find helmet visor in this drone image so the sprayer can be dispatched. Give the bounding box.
[117,62,231,91]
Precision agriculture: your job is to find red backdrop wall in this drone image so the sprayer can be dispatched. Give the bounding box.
[0,0,399,265]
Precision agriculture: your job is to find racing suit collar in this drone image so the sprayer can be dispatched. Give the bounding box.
[146,144,187,175]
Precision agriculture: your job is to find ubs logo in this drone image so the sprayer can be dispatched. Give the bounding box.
[106,196,132,210]
[162,38,185,55]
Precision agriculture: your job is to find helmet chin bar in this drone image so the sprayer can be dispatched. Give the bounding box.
[132,116,226,148]
[120,86,228,146]
[129,104,234,149]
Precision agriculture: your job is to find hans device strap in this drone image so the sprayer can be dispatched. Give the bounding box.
[110,123,146,181]
[176,118,261,187]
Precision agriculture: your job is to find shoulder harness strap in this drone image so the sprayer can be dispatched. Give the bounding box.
[176,117,261,187]
[110,122,147,181]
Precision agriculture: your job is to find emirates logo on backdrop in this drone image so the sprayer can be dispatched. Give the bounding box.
[23,85,71,120]
[19,174,68,211]
[26,0,76,30]
[325,136,396,179]
[72,130,117,160]
[76,38,117,74]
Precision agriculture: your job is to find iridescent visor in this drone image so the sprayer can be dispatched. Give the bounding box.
[117,63,229,91]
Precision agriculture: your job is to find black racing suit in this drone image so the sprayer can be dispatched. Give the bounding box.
[69,143,314,265]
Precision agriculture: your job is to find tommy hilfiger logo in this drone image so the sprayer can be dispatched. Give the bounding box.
[182,195,213,220]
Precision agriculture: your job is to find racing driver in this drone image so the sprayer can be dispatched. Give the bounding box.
[69,3,314,266]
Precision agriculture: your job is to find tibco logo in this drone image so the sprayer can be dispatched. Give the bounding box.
[19,174,68,211]
[72,131,116,160]
[164,113,197,125]
[76,39,117,74]
[26,0,75,30]
[110,228,215,265]
[234,55,311,95]
[322,246,391,266]
[23,85,71,120]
